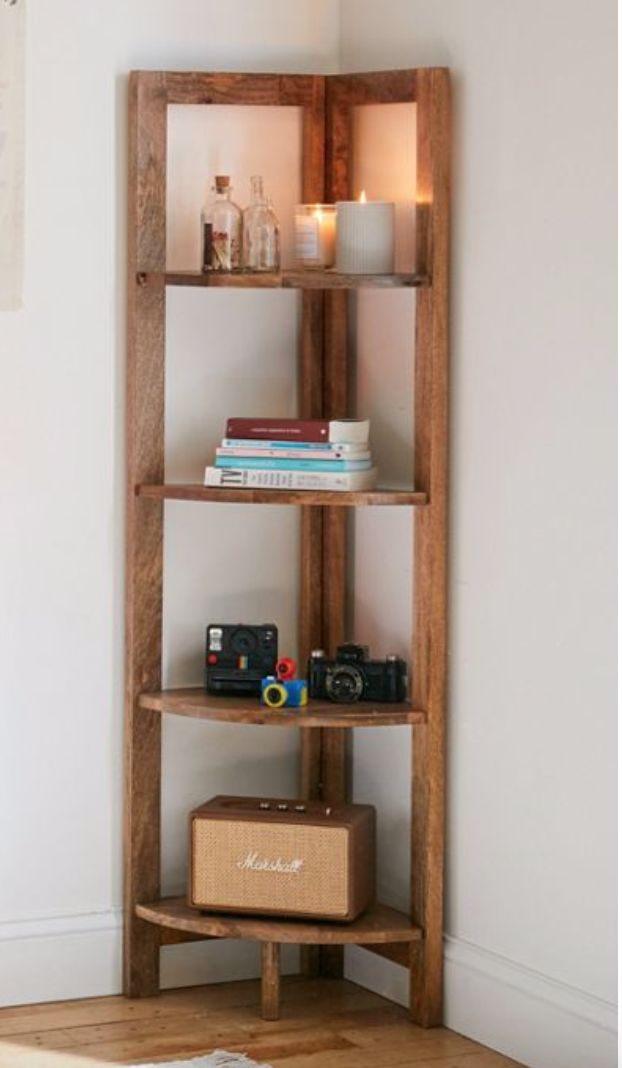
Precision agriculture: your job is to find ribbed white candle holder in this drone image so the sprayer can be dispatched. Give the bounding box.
[335,200,395,274]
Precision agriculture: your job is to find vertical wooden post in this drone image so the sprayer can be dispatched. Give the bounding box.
[410,67,451,1027]
[299,290,324,808]
[124,71,168,997]
[320,296,349,808]
[317,81,353,979]
[261,943,281,1021]
[298,78,326,979]
[299,288,324,808]
[320,295,349,810]
[298,80,326,798]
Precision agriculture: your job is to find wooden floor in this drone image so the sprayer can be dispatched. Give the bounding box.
[0,977,526,1067]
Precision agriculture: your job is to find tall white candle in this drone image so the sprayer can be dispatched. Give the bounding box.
[335,193,395,274]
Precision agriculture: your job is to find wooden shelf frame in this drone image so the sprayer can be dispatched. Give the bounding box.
[138,688,426,727]
[136,897,423,947]
[160,269,428,288]
[136,484,427,506]
[125,67,449,1026]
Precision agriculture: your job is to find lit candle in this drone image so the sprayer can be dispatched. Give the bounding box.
[294,204,336,268]
[335,191,395,274]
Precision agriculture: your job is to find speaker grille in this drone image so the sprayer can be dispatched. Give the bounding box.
[191,818,350,917]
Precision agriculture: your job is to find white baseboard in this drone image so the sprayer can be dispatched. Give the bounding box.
[345,944,409,1007]
[443,935,617,1068]
[346,937,617,1068]
[0,908,298,1008]
[0,909,123,1007]
[1,910,616,1068]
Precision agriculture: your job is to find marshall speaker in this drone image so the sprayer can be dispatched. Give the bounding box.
[189,795,376,922]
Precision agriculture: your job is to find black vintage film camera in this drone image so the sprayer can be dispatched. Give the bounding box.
[205,623,278,696]
[308,643,408,704]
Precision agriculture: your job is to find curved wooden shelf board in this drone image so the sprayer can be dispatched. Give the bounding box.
[136,484,427,507]
[138,688,426,727]
[158,269,428,290]
[136,897,423,945]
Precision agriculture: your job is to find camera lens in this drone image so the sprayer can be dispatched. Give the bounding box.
[263,683,287,708]
[230,627,258,655]
[325,665,364,703]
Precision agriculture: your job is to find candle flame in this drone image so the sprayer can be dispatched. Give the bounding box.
[359,190,367,203]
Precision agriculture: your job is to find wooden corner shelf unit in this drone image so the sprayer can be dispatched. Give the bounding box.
[125,67,449,1025]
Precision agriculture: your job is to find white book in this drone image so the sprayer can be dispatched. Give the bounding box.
[204,465,378,492]
[218,444,371,460]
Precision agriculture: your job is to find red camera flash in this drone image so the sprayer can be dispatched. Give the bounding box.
[276,657,296,680]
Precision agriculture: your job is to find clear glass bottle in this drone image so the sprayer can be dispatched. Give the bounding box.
[201,175,242,272]
[242,175,280,271]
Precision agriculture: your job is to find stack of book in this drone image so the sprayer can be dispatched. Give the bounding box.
[204,417,377,491]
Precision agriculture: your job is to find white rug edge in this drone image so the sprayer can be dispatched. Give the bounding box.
[124,1052,272,1068]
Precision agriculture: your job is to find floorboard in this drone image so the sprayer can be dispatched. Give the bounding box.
[0,978,526,1067]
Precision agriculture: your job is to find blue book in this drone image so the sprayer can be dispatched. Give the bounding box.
[214,456,372,472]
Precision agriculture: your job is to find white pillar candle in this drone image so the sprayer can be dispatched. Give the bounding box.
[294,204,336,268]
[335,195,395,274]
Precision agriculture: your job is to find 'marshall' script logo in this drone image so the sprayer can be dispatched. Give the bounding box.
[237,851,304,875]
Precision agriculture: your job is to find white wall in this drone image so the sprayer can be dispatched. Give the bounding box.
[0,0,339,1005]
[340,3,617,1067]
[0,5,616,1068]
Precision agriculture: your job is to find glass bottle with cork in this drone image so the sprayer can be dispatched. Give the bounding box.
[242,175,280,272]
[201,175,242,272]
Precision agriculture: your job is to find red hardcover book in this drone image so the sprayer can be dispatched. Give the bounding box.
[225,417,370,445]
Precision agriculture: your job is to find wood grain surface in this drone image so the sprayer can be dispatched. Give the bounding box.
[136,898,422,945]
[162,269,427,288]
[410,67,451,1027]
[328,69,419,108]
[297,82,329,985]
[164,71,319,107]
[124,69,167,999]
[261,943,281,1021]
[315,89,353,979]
[136,484,427,506]
[138,688,425,727]
[0,978,527,1068]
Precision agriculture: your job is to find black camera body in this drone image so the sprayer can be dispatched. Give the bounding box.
[205,623,278,696]
[308,643,408,704]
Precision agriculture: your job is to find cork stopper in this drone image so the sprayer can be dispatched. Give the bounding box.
[215,175,230,191]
